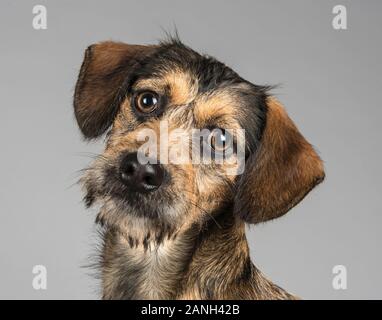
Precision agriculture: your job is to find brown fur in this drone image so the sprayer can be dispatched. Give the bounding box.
[234,97,325,224]
[74,40,324,300]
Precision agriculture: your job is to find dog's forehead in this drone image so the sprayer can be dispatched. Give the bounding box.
[123,43,267,149]
[132,46,250,126]
[135,73,248,129]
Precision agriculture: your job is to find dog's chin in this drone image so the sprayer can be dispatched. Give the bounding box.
[91,191,190,247]
[111,183,183,218]
[111,192,165,219]
[82,170,192,246]
[85,183,190,245]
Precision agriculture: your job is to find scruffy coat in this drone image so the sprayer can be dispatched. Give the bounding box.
[73,38,324,300]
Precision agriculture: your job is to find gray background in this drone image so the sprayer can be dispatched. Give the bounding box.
[0,0,381,299]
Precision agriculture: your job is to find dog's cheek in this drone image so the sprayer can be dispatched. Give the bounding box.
[80,156,112,207]
[84,187,96,208]
[194,168,230,211]
[79,171,97,207]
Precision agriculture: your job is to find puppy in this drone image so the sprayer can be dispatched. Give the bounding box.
[74,38,324,299]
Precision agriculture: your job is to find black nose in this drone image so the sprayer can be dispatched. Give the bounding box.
[119,153,164,193]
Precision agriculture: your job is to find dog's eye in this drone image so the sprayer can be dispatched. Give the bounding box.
[135,91,159,113]
[209,129,233,152]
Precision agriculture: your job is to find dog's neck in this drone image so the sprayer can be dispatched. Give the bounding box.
[100,208,294,300]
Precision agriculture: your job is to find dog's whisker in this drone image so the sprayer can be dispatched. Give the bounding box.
[188,200,222,230]
[65,181,81,191]
[180,189,223,229]
[73,152,105,160]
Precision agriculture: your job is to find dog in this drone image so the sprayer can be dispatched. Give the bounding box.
[74,37,325,300]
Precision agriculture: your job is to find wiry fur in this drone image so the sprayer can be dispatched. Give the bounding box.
[74,37,324,300]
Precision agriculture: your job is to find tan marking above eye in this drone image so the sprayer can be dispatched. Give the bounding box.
[193,91,242,130]
[133,69,198,107]
[134,78,164,93]
[163,70,198,106]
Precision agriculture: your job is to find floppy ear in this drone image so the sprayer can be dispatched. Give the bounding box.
[234,97,325,224]
[73,41,154,139]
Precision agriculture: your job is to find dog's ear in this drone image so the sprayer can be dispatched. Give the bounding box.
[234,97,325,224]
[73,41,155,139]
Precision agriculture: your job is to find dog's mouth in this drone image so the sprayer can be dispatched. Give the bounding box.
[82,159,189,223]
[83,164,192,246]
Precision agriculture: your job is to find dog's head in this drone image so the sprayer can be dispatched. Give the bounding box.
[74,39,324,244]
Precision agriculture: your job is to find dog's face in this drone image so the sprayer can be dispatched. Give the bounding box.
[74,39,324,244]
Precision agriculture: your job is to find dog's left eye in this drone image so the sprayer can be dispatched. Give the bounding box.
[134,91,159,114]
[209,129,233,152]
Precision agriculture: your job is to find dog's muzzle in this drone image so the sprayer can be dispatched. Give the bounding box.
[119,152,164,193]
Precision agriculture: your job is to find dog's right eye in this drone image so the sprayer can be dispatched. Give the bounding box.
[134,91,159,114]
